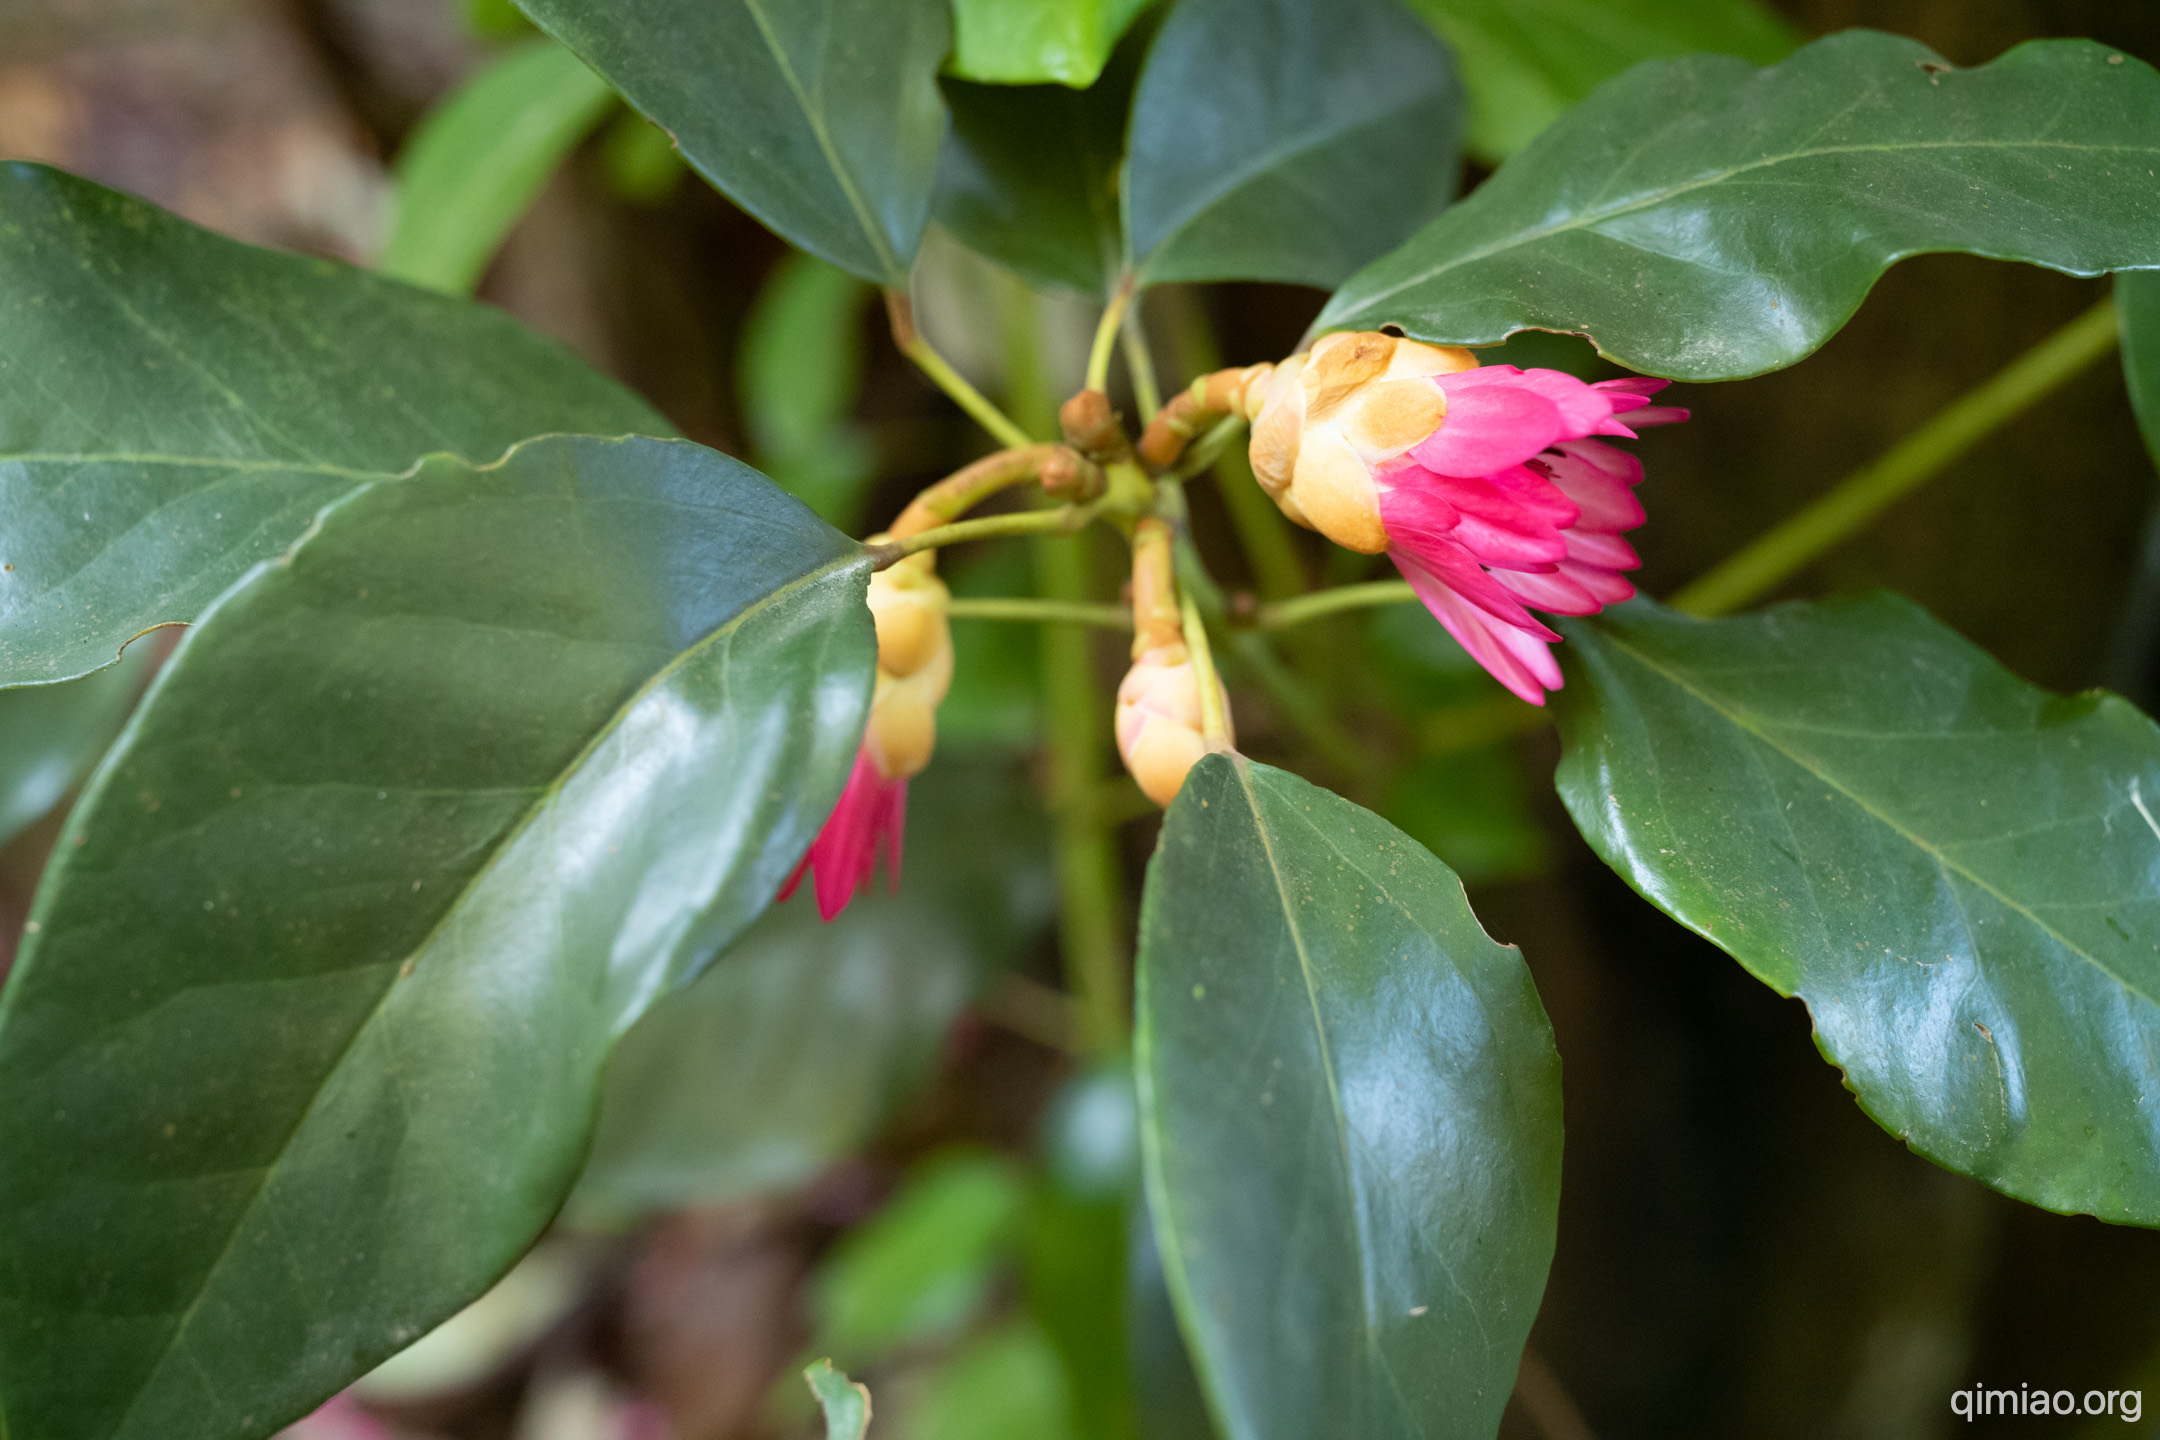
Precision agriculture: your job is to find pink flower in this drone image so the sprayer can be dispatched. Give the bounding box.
[1247,333,1686,704]
[779,750,908,921]
[279,1394,391,1440]
[782,551,951,920]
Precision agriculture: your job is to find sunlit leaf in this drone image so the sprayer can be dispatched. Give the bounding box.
[805,1360,873,1440]
[1405,0,1799,161]
[949,0,1151,88]
[1137,755,1561,1440]
[1123,0,1463,287]
[0,435,874,1440]
[0,164,667,689]
[1555,595,2160,1224]
[513,0,950,285]
[1321,33,2160,380]
[380,38,616,296]
[911,1322,1077,1440]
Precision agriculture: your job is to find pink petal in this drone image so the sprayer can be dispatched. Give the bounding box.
[1594,376,1671,397]
[1537,450,1644,532]
[1493,565,1603,614]
[1448,513,1570,569]
[1393,552,1564,704]
[1386,533,1559,639]
[1554,558,1637,606]
[1415,378,1566,476]
[1441,366,1619,440]
[1563,529,1640,571]
[1626,404,1689,428]
[785,750,909,921]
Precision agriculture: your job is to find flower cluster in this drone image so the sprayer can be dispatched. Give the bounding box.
[792,331,1682,920]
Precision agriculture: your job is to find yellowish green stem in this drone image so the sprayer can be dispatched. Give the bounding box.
[869,504,1100,566]
[947,597,1133,629]
[1670,297,2121,618]
[1087,275,1137,394]
[999,274,1131,1054]
[1258,579,1417,628]
[886,288,1036,450]
[1181,594,1231,750]
[1122,300,1162,422]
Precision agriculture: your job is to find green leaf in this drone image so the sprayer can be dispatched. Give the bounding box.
[600,110,687,205]
[934,60,1135,297]
[2121,270,2160,472]
[739,251,877,530]
[0,163,668,689]
[1136,754,1561,1440]
[1404,0,1799,161]
[566,755,1051,1224]
[1553,594,2160,1225]
[805,1359,874,1440]
[812,1151,1026,1364]
[0,434,875,1440]
[1382,751,1546,886]
[911,1322,1077,1440]
[380,39,618,296]
[1320,33,2160,381]
[512,0,950,285]
[1123,0,1463,287]
[0,649,147,848]
[949,0,1150,88]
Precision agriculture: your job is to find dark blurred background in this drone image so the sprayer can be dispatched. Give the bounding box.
[6,0,2160,1436]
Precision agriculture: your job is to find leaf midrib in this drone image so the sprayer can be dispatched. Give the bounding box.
[740,0,902,283]
[105,544,867,1438]
[1598,627,2160,1010]
[1335,135,2160,319]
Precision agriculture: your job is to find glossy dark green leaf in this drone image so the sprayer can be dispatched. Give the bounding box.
[0,163,668,689]
[380,38,618,296]
[0,648,147,848]
[1404,0,1798,161]
[512,0,949,285]
[812,1151,1026,1364]
[567,756,1051,1224]
[1320,33,2160,380]
[805,1360,873,1440]
[934,64,1134,297]
[2121,270,2160,472]
[0,435,875,1440]
[1136,754,1561,1440]
[949,0,1150,88]
[1553,595,2160,1224]
[1123,0,1463,287]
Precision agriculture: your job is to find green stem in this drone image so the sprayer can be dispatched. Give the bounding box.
[870,505,1099,566]
[1086,275,1136,394]
[1122,298,1162,422]
[947,597,1133,629]
[1670,297,2121,618]
[886,288,1036,450]
[1167,414,1245,484]
[999,275,1130,1054]
[1258,579,1417,628]
[1181,594,1230,749]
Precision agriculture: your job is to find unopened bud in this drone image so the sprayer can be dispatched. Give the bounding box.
[866,550,950,679]
[1059,388,1128,462]
[1247,331,1476,555]
[861,550,954,780]
[1116,644,1232,808]
[1040,446,1106,502]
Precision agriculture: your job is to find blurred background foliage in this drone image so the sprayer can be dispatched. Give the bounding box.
[5,0,2160,1437]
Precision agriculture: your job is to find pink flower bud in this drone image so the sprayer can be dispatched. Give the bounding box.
[1116,644,1232,808]
[1248,331,1687,705]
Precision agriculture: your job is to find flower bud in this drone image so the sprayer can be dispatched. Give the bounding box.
[861,551,953,780]
[1116,643,1232,808]
[1247,331,1477,554]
